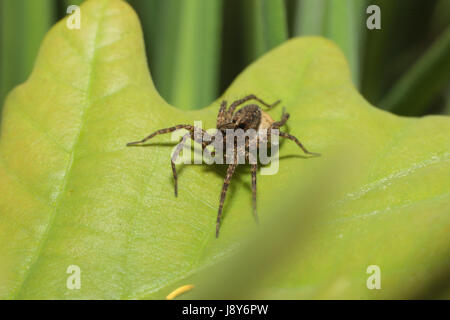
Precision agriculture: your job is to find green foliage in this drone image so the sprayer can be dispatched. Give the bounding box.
[360,0,448,114]
[294,0,326,35]
[129,0,223,110]
[380,26,450,115]
[0,0,54,109]
[1,0,449,114]
[295,0,365,86]
[0,0,448,299]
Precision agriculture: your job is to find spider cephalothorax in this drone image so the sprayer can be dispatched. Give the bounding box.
[127,94,319,237]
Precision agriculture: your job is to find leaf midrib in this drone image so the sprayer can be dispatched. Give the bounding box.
[12,0,109,299]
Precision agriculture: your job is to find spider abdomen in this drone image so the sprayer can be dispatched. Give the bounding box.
[258,111,275,130]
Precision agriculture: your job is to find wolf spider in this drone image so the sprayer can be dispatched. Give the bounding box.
[127,94,320,237]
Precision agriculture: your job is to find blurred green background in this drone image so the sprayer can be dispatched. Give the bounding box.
[1,0,449,115]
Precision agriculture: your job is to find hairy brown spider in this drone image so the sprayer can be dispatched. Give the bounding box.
[127,94,319,237]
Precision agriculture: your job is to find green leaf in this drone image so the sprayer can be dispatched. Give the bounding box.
[130,0,222,111]
[294,0,365,87]
[380,25,450,116]
[323,0,365,87]
[0,0,55,109]
[260,0,288,50]
[241,0,288,63]
[169,0,222,110]
[0,0,449,299]
[360,0,402,104]
[64,0,84,7]
[125,0,165,115]
[294,0,326,36]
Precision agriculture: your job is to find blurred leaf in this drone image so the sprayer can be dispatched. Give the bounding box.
[260,0,288,50]
[294,0,326,36]
[0,0,449,299]
[63,0,83,7]
[139,0,222,111]
[170,0,222,110]
[294,0,365,86]
[0,0,54,108]
[443,88,450,115]
[361,0,441,108]
[242,0,288,63]
[126,0,160,67]
[360,0,401,104]
[380,26,450,116]
[186,153,361,299]
[219,0,287,94]
[144,0,182,109]
[187,147,450,299]
[430,0,450,35]
[323,0,365,87]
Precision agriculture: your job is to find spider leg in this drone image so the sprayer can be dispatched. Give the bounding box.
[171,133,190,197]
[216,163,237,237]
[126,124,212,146]
[227,94,281,120]
[171,132,215,196]
[270,107,289,130]
[216,100,228,128]
[243,135,259,223]
[128,125,214,196]
[127,125,189,146]
[251,164,259,224]
[279,131,321,156]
